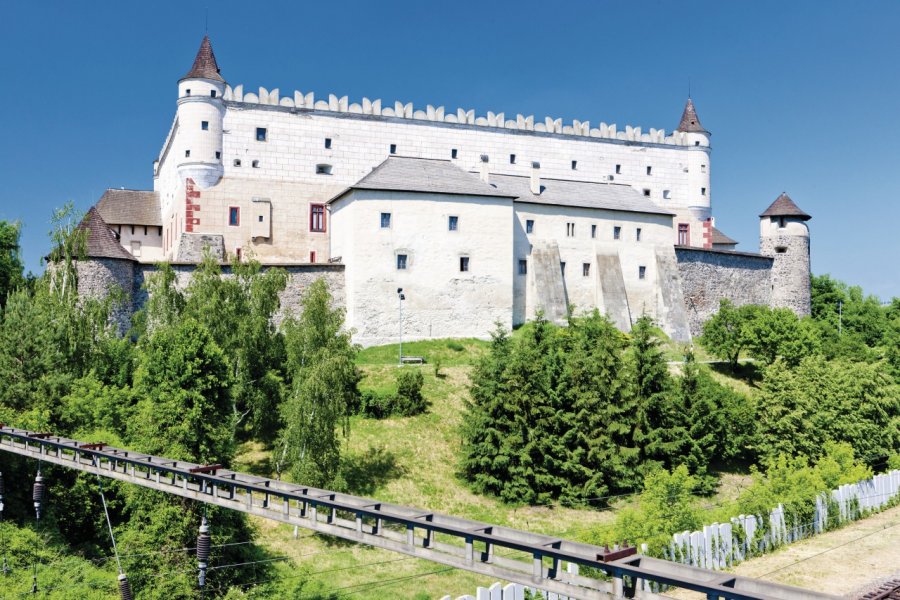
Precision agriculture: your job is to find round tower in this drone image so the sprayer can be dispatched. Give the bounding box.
[675,98,712,246]
[176,35,225,189]
[759,192,812,316]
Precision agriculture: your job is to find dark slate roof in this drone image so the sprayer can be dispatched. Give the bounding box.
[676,98,708,133]
[492,174,675,216]
[710,226,738,246]
[760,192,811,220]
[329,157,517,202]
[78,207,135,261]
[181,35,224,82]
[96,189,162,226]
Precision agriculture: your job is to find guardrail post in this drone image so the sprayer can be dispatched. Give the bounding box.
[406,524,415,547]
[466,536,474,563]
[533,552,542,578]
[612,569,625,599]
[355,512,363,533]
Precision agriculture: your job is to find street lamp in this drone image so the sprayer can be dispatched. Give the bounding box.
[397,288,405,366]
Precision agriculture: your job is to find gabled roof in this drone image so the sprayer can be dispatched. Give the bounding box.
[676,98,708,134]
[329,157,517,202]
[710,226,738,246]
[96,189,161,226]
[78,207,135,261]
[760,192,811,220]
[181,35,224,82]
[491,175,674,216]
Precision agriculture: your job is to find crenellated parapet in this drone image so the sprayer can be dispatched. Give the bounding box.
[222,84,697,147]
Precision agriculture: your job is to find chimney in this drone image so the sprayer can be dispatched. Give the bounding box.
[530,161,541,195]
[479,154,490,184]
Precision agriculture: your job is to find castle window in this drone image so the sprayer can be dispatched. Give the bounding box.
[130,225,135,235]
[236,248,242,261]
[639,266,646,280]
[460,256,470,272]
[229,207,240,226]
[397,254,408,270]
[256,128,267,142]
[316,164,333,175]
[310,251,317,263]
[643,189,651,197]
[518,259,527,275]
[615,164,621,174]
[130,241,142,257]
[614,226,621,240]
[143,226,148,235]
[571,160,577,170]
[526,219,534,234]
[258,215,264,222]
[678,223,689,245]
[778,217,786,228]
[390,144,397,154]
[663,190,671,199]
[381,212,391,228]
[310,204,326,232]
[695,141,700,146]
[775,246,787,254]
[701,187,707,196]
[185,89,191,96]
[636,228,642,241]
[591,224,597,239]
[158,226,162,236]
[701,164,707,173]
[510,154,516,164]
[211,90,217,98]
[234,159,241,167]
[566,222,575,237]
[324,138,332,149]
[215,151,221,159]
[560,262,566,276]
[448,216,458,231]
[201,121,209,130]
[451,148,458,159]
[582,263,591,277]
[185,150,191,158]
[646,166,652,175]
[252,160,260,168]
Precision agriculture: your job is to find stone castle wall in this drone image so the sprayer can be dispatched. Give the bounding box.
[761,234,811,317]
[674,248,774,337]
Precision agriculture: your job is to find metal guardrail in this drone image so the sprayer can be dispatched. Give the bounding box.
[0,426,838,600]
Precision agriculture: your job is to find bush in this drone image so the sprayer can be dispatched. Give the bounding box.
[447,340,465,352]
[358,369,428,419]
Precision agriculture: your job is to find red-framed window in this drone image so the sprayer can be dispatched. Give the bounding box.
[229,206,240,226]
[677,223,689,245]
[310,204,326,232]
[309,251,317,263]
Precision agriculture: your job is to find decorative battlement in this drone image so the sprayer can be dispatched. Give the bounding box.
[221,84,704,147]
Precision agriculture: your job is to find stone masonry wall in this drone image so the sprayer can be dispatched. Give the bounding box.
[75,258,136,333]
[760,234,811,317]
[675,248,773,338]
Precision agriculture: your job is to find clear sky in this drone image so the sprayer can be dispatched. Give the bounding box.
[1,0,898,299]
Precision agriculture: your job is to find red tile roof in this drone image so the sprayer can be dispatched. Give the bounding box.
[676,98,708,133]
[78,207,135,260]
[760,192,811,220]
[181,35,224,82]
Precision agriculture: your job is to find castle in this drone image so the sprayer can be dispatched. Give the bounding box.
[78,36,812,345]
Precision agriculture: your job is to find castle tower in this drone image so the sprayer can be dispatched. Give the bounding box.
[674,98,712,246]
[176,35,225,189]
[759,192,812,316]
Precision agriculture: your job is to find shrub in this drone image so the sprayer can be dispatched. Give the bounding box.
[395,368,427,416]
[447,340,465,352]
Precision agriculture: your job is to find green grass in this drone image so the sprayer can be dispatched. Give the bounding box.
[356,337,490,367]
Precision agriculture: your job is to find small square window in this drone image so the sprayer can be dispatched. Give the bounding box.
[646,166,652,175]
[591,224,597,239]
[256,128,267,142]
[381,212,391,228]
[201,121,209,131]
[389,144,397,154]
[701,187,707,196]
[234,159,241,167]
[639,266,646,279]
[571,160,577,170]
[229,207,240,226]
[526,219,534,234]
[316,164,332,175]
[215,151,221,159]
[252,160,260,168]
[460,256,469,272]
[258,215,264,222]
[211,90,217,98]
[448,216,458,231]
[663,190,671,199]
[397,254,408,270]
[614,226,621,240]
[185,150,191,158]
[518,259,527,275]
[185,89,191,96]
[615,164,621,174]
[695,141,701,146]
[636,228,642,242]
[510,154,516,164]
[583,263,591,277]
[643,189,651,197]
[451,148,458,159]
[325,138,332,149]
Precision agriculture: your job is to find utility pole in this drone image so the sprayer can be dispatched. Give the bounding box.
[397,288,405,365]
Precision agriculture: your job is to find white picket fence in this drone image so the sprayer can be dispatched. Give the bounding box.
[667,469,900,571]
[440,564,580,600]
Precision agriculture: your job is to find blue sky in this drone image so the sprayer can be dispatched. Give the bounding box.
[1,1,898,299]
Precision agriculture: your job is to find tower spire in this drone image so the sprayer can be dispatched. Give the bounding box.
[181,35,224,82]
[676,97,707,133]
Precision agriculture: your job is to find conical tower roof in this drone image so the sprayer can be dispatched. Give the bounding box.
[181,35,224,82]
[760,192,811,220]
[676,98,708,133]
[78,207,136,260]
